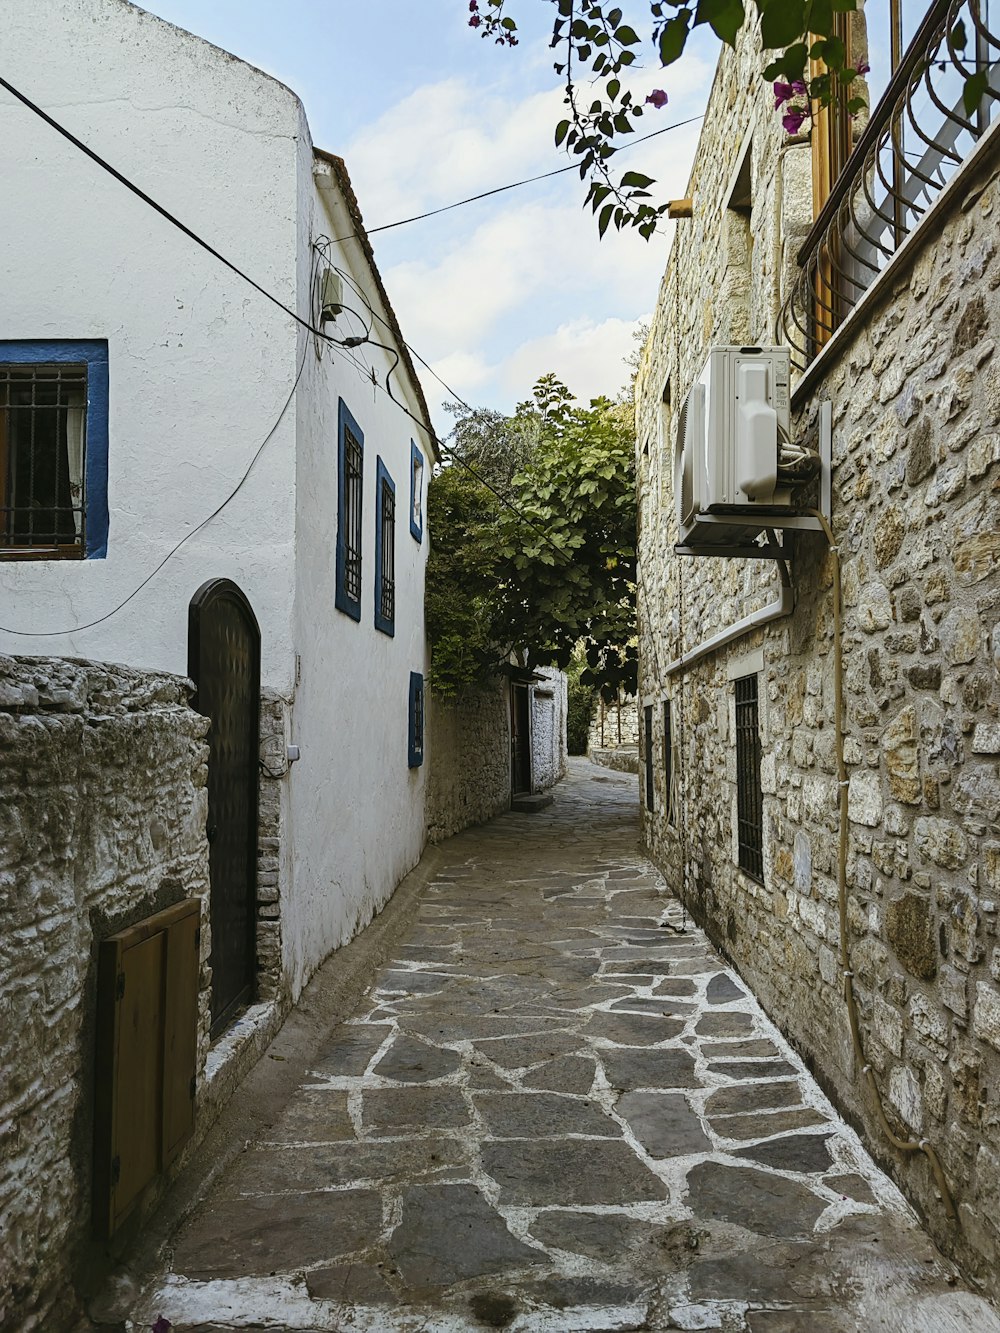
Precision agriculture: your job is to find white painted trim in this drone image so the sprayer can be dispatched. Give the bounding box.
[726,647,765,681]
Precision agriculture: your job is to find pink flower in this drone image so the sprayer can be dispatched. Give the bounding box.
[469,0,478,8]
[645,89,668,108]
[782,108,809,134]
[151,1319,172,1333]
[791,79,807,95]
[856,60,870,75]
[469,13,481,25]
[773,80,794,108]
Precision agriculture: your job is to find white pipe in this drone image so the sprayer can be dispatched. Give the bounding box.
[665,582,794,676]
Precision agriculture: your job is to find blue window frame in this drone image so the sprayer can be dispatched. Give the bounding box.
[375,457,395,636]
[409,440,425,542]
[0,340,109,559]
[408,671,425,768]
[335,398,364,620]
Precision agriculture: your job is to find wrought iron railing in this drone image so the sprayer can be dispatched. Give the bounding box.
[777,0,1000,370]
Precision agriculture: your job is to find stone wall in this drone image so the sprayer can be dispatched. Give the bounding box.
[425,679,512,843]
[635,20,1000,1297]
[530,666,568,792]
[588,694,640,751]
[256,689,290,1003]
[0,655,211,1330]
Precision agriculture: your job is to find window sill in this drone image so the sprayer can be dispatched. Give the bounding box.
[0,545,85,561]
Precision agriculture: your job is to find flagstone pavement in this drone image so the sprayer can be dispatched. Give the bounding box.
[125,759,1000,1333]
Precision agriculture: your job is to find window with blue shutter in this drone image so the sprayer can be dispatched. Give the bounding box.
[335,398,364,620]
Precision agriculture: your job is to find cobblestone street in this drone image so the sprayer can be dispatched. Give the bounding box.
[128,761,1000,1332]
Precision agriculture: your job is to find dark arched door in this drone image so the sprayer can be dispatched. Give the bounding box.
[188,578,260,1037]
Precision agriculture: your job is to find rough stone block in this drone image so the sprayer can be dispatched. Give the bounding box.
[972,982,1000,1052]
[848,771,883,829]
[885,893,937,980]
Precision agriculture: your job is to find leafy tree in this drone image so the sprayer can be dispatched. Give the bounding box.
[566,651,598,753]
[468,1,873,236]
[426,375,637,699]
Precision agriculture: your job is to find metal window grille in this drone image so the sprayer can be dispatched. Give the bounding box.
[408,671,424,767]
[412,681,423,755]
[343,424,363,602]
[643,704,655,811]
[0,362,87,553]
[379,477,395,625]
[735,675,764,883]
[777,0,1000,367]
[662,699,674,825]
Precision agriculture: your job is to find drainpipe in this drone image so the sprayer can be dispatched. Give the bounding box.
[665,554,794,677]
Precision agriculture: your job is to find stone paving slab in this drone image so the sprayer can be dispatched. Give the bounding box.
[128,760,1000,1333]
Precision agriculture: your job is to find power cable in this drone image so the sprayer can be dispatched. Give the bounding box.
[333,113,707,244]
[0,340,309,637]
[0,72,327,342]
[0,77,637,655]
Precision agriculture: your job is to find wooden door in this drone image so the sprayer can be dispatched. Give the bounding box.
[188,578,260,1036]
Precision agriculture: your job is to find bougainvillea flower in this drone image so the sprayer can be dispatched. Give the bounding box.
[469,13,481,26]
[773,80,794,107]
[856,60,871,75]
[645,89,668,108]
[783,108,809,134]
[469,0,478,9]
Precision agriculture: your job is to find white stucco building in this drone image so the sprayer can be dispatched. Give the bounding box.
[0,0,437,1018]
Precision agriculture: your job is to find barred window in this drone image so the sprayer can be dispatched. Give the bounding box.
[408,671,424,768]
[0,342,109,560]
[735,675,764,883]
[663,699,674,825]
[375,458,395,637]
[336,399,364,620]
[643,703,654,811]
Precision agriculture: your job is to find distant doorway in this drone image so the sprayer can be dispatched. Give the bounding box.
[188,578,260,1037]
[511,682,532,797]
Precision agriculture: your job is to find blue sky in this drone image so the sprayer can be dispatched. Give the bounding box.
[138,0,716,422]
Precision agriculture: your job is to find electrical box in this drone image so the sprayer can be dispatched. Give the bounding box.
[319,268,343,321]
[674,346,793,552]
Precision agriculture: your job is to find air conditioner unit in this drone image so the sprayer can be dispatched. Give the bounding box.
[674,346,792,552]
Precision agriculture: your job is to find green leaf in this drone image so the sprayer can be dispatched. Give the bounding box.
[963,69,988,116]
[620,170,655,187]
[658,15,690,66]
[606,77,621,100]
[598,202,615,236]
[950,18,968,50]
[615,24,640,44]
[695,0,745,47]
[760,4,805,50]
[555,118,571,147]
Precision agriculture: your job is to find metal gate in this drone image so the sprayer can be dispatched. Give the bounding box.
[188,578,260,1036]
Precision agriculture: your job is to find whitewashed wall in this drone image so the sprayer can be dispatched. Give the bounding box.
[0,1,433,1007]
[284,160,432,997]
[531,666,568,792]
[0,0,301,693]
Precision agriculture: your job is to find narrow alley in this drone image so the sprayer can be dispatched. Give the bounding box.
[121,761,998,1333]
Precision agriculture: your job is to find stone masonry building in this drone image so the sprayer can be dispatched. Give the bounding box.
[635,1,1000,1298]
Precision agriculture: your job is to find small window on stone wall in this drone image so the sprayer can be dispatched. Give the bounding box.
[643,703,655,812]
[734,674,764,883]
[663,699,674,825]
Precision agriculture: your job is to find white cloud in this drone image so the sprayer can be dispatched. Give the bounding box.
[345,46,715,412]
[498,314,652,404]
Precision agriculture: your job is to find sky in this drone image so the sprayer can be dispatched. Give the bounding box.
[135,0,717,426]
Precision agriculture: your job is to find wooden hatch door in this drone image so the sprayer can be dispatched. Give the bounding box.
[93,899,200,1238]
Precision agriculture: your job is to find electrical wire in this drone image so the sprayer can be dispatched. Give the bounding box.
[332,113,707,245]
[0,78,639,658]
[0,340,309,638]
